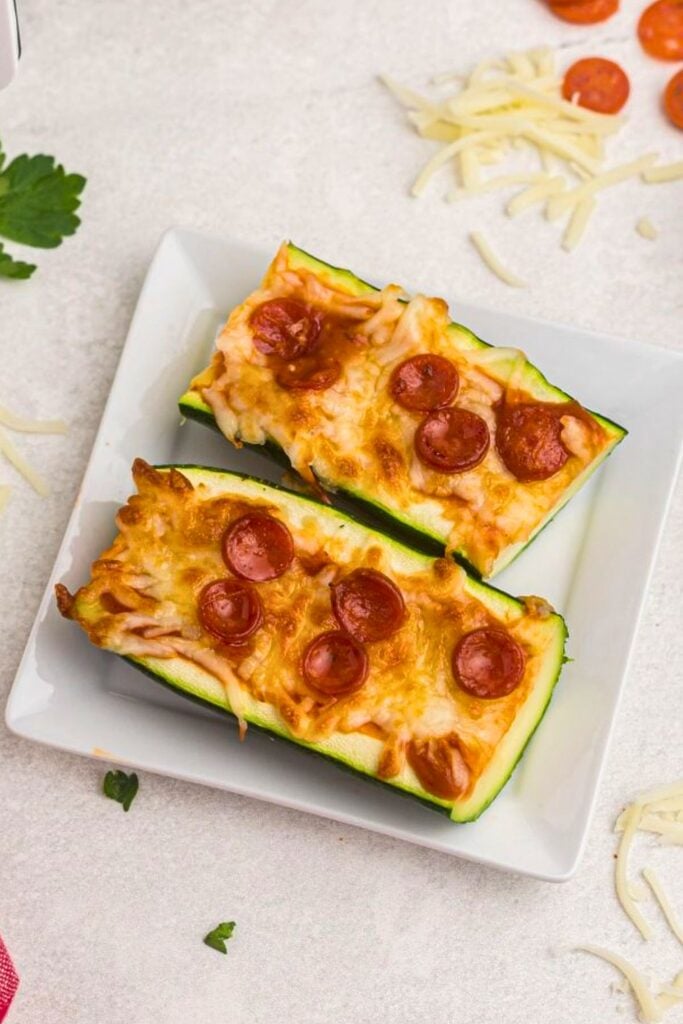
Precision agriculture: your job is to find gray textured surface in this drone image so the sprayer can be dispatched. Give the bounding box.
[1,1,682,1022]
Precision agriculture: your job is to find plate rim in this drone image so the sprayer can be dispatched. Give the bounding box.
[6,225,683,882]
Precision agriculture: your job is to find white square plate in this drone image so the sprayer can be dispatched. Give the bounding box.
[7,228,683,881]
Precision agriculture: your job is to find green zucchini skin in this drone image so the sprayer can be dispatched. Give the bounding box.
[179,244,626,578]
[178,398,475,571]
[97,465,568,823]
[122,655,453,819]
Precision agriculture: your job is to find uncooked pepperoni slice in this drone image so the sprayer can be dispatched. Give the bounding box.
[222,512,294,582]
[407,737,470,800]
[415,407,490,473]
[496,403,570,482]
[249,298,323,359]
[276,355,341,391]
[331,568,406,643]
[452,628,526,699]
[389,354,459,412]
[198,579,263,644]
[302,630,369,696]
[665,69,683,129]
[547,0,619,24]
[638,1,683,61]
[562,57,630,114]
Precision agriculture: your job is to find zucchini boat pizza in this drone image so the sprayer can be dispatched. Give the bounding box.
[56,460,567,821]
[180,243,626,578]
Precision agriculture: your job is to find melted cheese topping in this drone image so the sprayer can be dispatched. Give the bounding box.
[62,463,560,802]
[197,244,612,576]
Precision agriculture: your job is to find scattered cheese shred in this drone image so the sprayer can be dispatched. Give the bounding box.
[629,815,683,844]
[635,780,683,807]
[411,132,496,197]
[643,869,683,946]
[459,146,481,190]
[521,124,600,174]
[636,217,658,241]
[562,197,596,252]
[575,945,663,1024]
[380,46,682,286]
[506,176,565,216]
[450,171,547,202]
[469,232,526,288]
[0,426,50,497]
[642,161,683,184]
[0,400,68,506]
[616,802,653,941]
[657,973,683,1015]
[0,404,67,434]
[577,783,683,1021]
[546,154,658,222]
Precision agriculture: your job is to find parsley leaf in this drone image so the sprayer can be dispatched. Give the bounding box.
[0,138,85,279]
[103,770,139,812]
[203,921,236,954]
[0,242,35,279]
[0,152,86,248]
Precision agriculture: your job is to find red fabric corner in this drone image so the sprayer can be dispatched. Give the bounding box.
[0,936,19,1023]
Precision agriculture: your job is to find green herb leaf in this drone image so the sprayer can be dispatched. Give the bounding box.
[0,242,35,279]
[203,921,236,954]
[0,151,86,249]
[103,770,139,812]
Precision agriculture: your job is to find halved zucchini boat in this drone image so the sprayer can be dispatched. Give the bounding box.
[180,242,625,577]
[56,461,567,822]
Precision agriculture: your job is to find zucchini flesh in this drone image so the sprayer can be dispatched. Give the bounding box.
[57,463,567,822]
[180,242,626,577]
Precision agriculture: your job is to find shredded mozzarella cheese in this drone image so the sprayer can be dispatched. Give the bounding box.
[0,404,67,434]
[616,801,653,941]
[0,426,49,497]
[643,868,683,947]
[562,197,596,252]
[546,154,658,222]
[642,161,683,184]
[575,945,663,1024]
[0,401,67,503]
[636,217,658,240]
[411,132,497,197]
[657,973,683,1015]
[469,232,526,288]
[506,176,565,216]
[381,46,675,286]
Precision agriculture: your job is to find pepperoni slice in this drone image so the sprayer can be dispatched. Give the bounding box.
[331,569,406,643]
[275,355,341,391]
[302,630,369,696]
[638,1,683,61]
[249,298,322,359]
[496,403,570,482]
[452,628,526,700]
[389,354,459,412]
[562,57,630,114]
[414,407,490,474]
[222,512,294,582]
[198,579,263,644]
[407,737,470,800]
[664,68,683,128]
[548,0,619,24]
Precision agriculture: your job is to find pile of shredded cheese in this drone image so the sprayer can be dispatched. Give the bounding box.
[575,779,683,1023]
[0,402,68,514]
[380,47,683,287]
